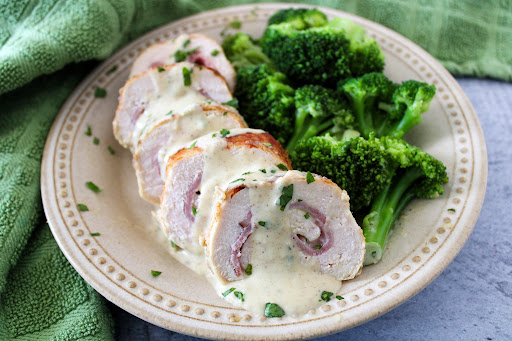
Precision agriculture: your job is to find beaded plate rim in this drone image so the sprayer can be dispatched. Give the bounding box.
[41,3,487,340]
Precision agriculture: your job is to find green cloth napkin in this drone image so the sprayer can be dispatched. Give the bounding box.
[0,1,510,339]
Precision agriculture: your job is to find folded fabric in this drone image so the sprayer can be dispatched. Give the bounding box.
[0,1,510,340]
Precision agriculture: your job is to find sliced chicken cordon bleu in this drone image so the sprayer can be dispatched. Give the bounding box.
[130,33,236,92]
[133,102,247,204]
[205,170,365,315]
[113,62,233,150]
[158,128,291,255]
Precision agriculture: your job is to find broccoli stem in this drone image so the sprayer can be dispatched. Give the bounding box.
[352,98,374,138]
[286,117,333,152]
[363,167,423,265]
[382,102,423,138]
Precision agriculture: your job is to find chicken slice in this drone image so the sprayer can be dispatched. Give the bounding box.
[206,170,365,283]
[158,129,291,255]
[113,62,232,150]
[132,103,247,204]
[130,33,236,92]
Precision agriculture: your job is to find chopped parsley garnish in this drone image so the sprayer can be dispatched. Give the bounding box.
[166,110,173,116]
[85,126,92,136]
[298,199,303,202]
[151,270,162,277]
[279,184,293,211]
[229,20,242,29]
[242,171,251,175]
[222,288,236,297]
[336,295,344,300]
[192,207,197,216]
[157,66,165,72]
[306,171,315,184]
[86,181,102,193]
[315,245,322,250]
[260,169,266,173]
[230,178,245,183]
[182,67,192,86]
[264,303,285,318]
[277,163,288,171]
[220,128,230,137]
[93,137,99,145]
[448,208,456,212]
[265,142,272,147]
[94,88,107,98]
[77,203,89,212]
[106,65,117,74]
[321,291,333,302]
[171,241,177,248]
[223,98,239,109]
[183,39,190,47]
[212,133,217,137]
[173,47,199,62]
[270,169,276,174]
[107,146,115,155]
[90,232,101,236]
[258,221,266,227]
[211,49,220,56]
[189,141,197,149]
[304,212,310,219]
[234,291,244,302]
[245,264,252,276]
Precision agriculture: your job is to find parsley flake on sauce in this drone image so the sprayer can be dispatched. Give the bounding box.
[212,133,217,137]
[192,207,197,216]
[242,171,251,175]
[189,141,197,149]
[245,264,253,276]
[306,171,315,184]
[321,291,333,302]
[448,208,456,212]
[171,241,177,248]
[264,303,285,318]
[93,137,99,145]
[90,232,101,237]
[157,66,165,72]
[94,88,107,98]
[222,288,236,297]
[258,221,266,227]
[265,142,272,147]
[107,146,115,155]
[230,178,245,183]
[336,295,344,300]
[173,47,199,62]
[234,291,244,302]
[85,126,92,136]
[315,245,322,250]
[220,128,230,137]
[77,203,89,212]
[279,184,293,211]
[166,110,173,116]
[86,181,102,193]
[182,67,192,86]
[151,270,162,277]
[270,169,276,174]
[304,212,310,219]
[183,39,191,47]
[211,49,220,56]
[260,169,266,173]
[277,163,288,171]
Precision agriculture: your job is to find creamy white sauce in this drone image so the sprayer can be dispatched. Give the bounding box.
[209,173,342,316]
[131,62,209,147]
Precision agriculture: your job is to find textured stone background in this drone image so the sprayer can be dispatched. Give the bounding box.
[110,78,512,340]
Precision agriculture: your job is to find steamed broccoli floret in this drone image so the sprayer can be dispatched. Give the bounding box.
[268,8,328,28]
[235,64,295,144]
[222,32,274,70]
[341,73,436,139]
[293,135,448,264]
[286,85,356,152]
[261,8,384,87]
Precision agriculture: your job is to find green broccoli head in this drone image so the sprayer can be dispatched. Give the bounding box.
[293,135,393,211]
[268,8,328,28]
[222,32,274,70]
[261,9,385,87]
[234,64,295,144]
[286,85,356,151]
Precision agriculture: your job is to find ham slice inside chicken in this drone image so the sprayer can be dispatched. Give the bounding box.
[130,33,236,92]
[207,171,365,283]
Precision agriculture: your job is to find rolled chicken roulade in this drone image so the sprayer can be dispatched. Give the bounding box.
[158,128,291,255]
[130,33,236,91]
[113,62,233,149]
[133,102,247,204]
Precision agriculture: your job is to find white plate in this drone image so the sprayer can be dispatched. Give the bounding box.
[41,3,487,340]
